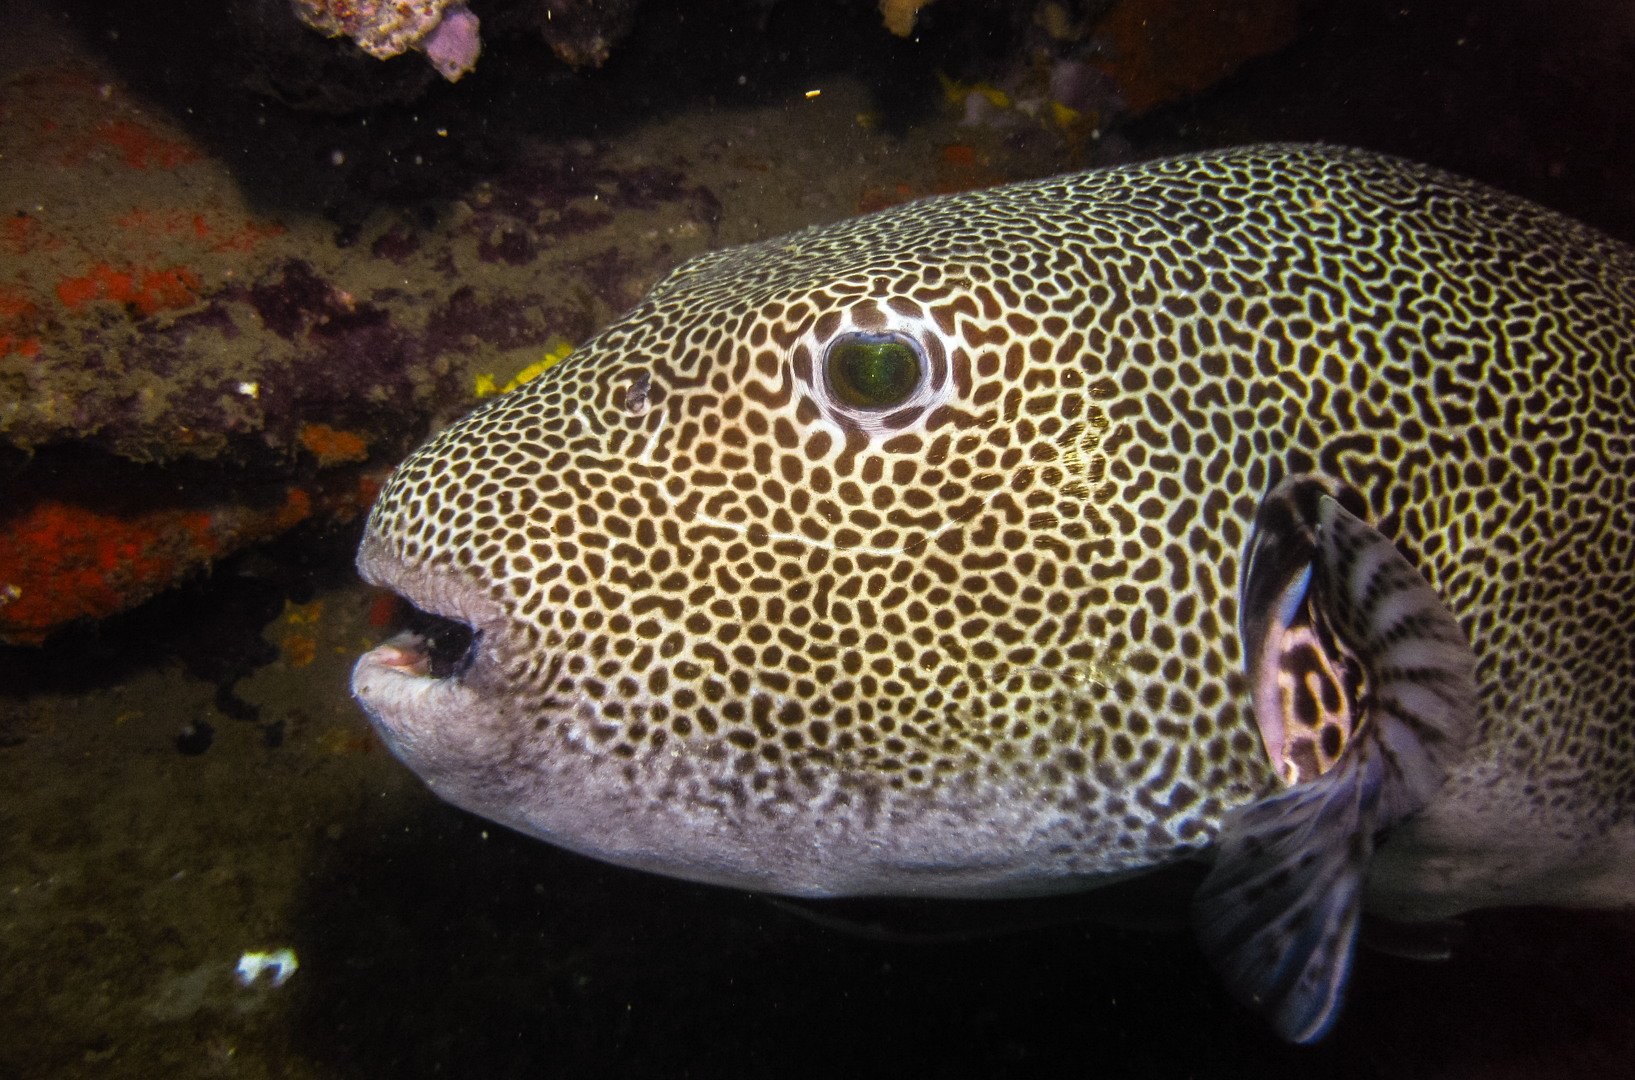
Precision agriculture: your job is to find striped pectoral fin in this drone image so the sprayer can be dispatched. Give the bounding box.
[1193,475,1479,1043]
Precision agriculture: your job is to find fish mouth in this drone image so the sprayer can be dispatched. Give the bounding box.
[352,529,503,691]
[367,606,482,680]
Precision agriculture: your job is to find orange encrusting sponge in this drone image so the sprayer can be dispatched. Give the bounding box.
[0,472,385,645]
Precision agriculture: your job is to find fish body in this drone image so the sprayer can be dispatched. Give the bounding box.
[353,144,1635,1039]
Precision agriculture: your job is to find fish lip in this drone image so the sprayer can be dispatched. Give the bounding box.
[354,528,506,687]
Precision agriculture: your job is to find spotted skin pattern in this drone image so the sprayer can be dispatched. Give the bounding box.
[355,144,1635,914]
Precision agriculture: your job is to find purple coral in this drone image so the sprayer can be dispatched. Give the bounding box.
[421,5,481,82]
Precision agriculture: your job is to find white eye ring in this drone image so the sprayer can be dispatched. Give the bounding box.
[798,308,953,435]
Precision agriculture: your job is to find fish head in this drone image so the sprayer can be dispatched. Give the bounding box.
[354,189,1274,898]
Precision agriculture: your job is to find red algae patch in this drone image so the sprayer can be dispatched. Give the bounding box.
[54,262,202,316]
[298,423,371,466]
[0,499,224,646]
[0,285,43,358]
[3,214,62,256]
[114,208,288,253]
[0,473,385,646]
[87,118,201,170]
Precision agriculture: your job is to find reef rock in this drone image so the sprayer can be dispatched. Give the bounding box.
[291,0,482,81]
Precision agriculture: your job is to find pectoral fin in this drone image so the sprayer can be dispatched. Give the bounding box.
[1193,475,1479,1043]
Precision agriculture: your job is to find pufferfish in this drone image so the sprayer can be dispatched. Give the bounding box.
[352,144,1635,1043]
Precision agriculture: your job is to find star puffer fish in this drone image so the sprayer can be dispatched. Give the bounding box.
[352,144,1635,1043]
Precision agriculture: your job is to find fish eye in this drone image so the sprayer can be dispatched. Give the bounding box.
[824,334,924,410]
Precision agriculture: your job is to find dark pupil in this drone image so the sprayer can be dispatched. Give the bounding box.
[827,340,920,409]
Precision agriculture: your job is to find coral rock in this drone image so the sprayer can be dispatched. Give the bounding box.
[290,0,481,81]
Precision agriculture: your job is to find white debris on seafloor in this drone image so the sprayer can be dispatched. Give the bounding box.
[235,947,300,988]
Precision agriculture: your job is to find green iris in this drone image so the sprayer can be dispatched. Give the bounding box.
[825,336,922,410]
